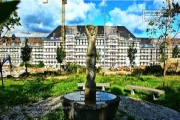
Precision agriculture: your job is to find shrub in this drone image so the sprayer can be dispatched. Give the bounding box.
[19,62,36,68]
[132,66,145,75]
[142,65,163,75]
[96,66,102,73]
[65,62,81,74]
[44,71,59,77]
[78,66,86,74]
[37,61,44,68]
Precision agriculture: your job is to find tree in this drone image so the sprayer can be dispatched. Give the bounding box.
[159,42,168,62]
[172,45,179,58]
[0,1,20,24]
[56,44,66,74]
[0,1,21,40]
[21,38,32,74]
[38,61,45,68]
[127,42,137,73]
[146,1,180,86]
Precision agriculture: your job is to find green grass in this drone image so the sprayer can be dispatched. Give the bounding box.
[0,73,180,117]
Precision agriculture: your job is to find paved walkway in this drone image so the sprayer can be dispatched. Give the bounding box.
[0,95,180,120]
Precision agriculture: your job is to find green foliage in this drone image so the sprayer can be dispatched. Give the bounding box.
[37,61,45,68]
[65,62,81,74]
[78,66,86,74]
[109,86,123,95]
[56,44,66,73]
[0,1,20,24]
[159,42,168,62]
[19,62,35,68]
[96,66,102,73]
[19,62,24,66]
[11,34,16,40]
[56,44,66,64]
[172,45,179,58]
[0,74,180,115]
[146,1,180,80]
[20,38,32,74]
[172,2,180,16]
[41,107,67,120]
[127,42,137,67]
[21,38,32,63]
[143,65,163,75]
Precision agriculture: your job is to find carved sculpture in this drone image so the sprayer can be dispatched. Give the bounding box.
[85,25,98,103]
[60,25,120,119]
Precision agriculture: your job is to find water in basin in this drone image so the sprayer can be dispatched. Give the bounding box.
[64,91,116,105]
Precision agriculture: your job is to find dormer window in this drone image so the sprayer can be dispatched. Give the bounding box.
[53,33,56,37]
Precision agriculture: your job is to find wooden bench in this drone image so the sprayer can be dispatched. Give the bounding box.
[125,85,165,100]
[77,83,110,91]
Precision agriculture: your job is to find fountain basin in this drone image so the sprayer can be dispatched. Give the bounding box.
[60,91,120,120]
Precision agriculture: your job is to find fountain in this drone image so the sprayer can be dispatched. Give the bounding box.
[60,25,120,120]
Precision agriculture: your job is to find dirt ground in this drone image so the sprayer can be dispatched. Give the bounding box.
[2,65,130,79]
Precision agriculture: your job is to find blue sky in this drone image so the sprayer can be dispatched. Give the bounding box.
[6,0,180,38]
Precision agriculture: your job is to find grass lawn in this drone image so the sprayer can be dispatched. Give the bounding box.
[0,73,180,116]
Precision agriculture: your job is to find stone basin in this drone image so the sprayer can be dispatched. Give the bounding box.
[60,91,120,120]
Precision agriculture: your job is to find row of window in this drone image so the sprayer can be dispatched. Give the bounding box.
[0,54,20,58]
[44,42,60,46]
[44,48,56,52]
[44,55,56,59]
[44,61,57,64]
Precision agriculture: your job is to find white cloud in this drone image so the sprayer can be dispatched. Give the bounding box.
[109,7,148,33]
[107,1,150,37]
[105,22,113,26]
[98,0,107,7]
[153,0,164,9]
[126,2,146,14]
[14,0,100,37]
[66,0,101,25]
[99,0,104,7]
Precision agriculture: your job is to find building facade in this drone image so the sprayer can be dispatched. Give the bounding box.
[1,25,178,69]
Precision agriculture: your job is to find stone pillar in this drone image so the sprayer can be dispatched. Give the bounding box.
[85,25,98,104]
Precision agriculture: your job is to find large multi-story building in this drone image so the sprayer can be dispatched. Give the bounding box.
[140,44,160,66]
[47,25,141,68]
[0,25,178,69]
[0,38,21,66]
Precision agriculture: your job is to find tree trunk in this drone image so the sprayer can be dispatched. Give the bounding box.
[25,62,28,76]
[60,63,61,75]
[1,71,4,87]
[162,61,166,87]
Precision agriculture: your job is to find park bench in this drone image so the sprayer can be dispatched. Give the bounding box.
[125,85,165,100]
[77,83,110,91]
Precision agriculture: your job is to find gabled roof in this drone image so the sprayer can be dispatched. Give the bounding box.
[77,25,85,34]
[138,38,152,45]
[117,26,136,38]
[47,26,61,37]
[77,25,105,35]
[28,37,43,45]
[47,25,137,39]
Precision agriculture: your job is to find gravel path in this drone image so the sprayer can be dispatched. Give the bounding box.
[0,95,180,120]
[119,96,180,120]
